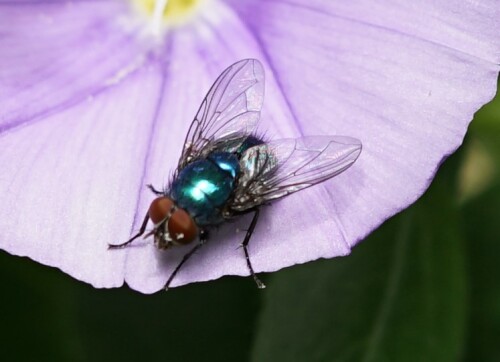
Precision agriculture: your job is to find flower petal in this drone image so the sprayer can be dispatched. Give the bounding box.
[124,0,498,290]
[0,0,146,132]
[0,0,498,293]
[0,64,164,288]
[222,0,499,244]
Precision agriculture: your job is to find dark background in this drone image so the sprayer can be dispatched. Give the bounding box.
[1,84,498,362]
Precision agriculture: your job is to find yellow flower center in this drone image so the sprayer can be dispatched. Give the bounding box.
[132,0,202,29]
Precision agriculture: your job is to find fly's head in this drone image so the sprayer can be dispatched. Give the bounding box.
[148,197,198,250]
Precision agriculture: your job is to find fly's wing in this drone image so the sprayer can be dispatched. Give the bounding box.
[230,136,362,211]
[176,59,264,172]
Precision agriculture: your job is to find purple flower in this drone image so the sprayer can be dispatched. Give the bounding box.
[0,0,498,293]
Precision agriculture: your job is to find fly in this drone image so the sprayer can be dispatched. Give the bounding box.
[108,59,362,290]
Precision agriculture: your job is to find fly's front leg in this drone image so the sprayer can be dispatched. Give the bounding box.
[147,184,163,195]
[108,211,150,249]
[241,209,266,289]
[164,230,208,291]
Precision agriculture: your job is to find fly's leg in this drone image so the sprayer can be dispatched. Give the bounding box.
[164,230,208,291]
[108,212,150,249]
[241,209,266,289]
[147,184,163,195]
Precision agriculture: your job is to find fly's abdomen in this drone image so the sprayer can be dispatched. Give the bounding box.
[171,152,240,226]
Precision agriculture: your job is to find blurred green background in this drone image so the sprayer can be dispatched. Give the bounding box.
[1,84,499,362]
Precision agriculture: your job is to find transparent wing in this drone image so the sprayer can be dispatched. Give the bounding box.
[177,59,264,171]
[231,136,362,211]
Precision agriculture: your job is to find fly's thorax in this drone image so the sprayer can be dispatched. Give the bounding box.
[209,152,240,178]
[170,152,240,226]
[236,135,265,155]
[148,197,198,249]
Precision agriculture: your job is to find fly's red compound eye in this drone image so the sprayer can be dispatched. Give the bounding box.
[148,197,174,225]
[168,208,198,245]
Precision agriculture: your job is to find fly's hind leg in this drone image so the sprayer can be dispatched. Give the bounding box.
[164,230,208,291]
[241,209,266,289]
